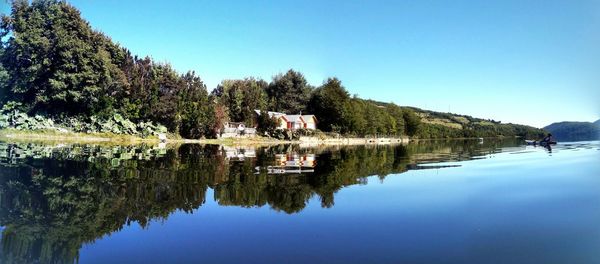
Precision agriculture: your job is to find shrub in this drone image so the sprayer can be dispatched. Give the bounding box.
[0,101,168,137]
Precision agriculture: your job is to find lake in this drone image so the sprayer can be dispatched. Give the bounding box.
[0,139,598,264]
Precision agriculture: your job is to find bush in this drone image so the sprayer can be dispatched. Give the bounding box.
[0,101,168,137]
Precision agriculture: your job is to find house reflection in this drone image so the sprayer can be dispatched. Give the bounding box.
[221,146,256,160]
[266,153,316,174]
[220,146,316,174]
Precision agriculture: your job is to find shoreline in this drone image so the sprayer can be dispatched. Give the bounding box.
[0,129,412,146]
[0,129,160,144]
[0,129,518,146]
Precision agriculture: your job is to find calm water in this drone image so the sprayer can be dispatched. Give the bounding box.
[0,139,598,264]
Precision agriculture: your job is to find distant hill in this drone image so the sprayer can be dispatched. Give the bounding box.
[544,120,600,142]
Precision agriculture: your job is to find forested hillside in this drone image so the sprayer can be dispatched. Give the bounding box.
[544,120,600,142]
[0,0,545,140]
[407,106,546,139]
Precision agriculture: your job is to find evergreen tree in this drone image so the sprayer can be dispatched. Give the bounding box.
[309,77,349,132]
[178,71,215,139]
[266,69,312,114]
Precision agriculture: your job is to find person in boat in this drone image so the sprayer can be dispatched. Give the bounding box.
[541,133,553,143]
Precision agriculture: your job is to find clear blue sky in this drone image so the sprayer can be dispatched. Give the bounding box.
[1,0,599,127]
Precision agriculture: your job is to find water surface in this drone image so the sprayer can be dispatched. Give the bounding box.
[0,139,598,264]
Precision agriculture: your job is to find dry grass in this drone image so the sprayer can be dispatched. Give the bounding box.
[452,116,470,124]
[422,118,463,129]
[474,121,495,126]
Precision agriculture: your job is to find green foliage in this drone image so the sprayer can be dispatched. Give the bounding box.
[0,101,167,136]
[0,101,57,130]
[266,69,312,114]
[256,110,278,134]
[307,80,407,137]
[178,71,216,139]
[0,0,126,115]
[402,109,421,137]
[212,78,268,126]
[414,120,546,139]
[342,99,403,136]
[0,1,215,139]
[309,78,349,133]
[0,45,8,102]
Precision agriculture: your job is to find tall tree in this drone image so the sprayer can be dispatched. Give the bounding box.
[212,78,268,126]
[403,108,421,137]
[387,104,405,135]
[266,69,312,114]
[0,0,126,115]
[0,44,8,102]
[309,77,350,132]
[178,71,215,139]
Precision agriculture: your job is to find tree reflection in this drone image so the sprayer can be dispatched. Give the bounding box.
[0,139,519,264]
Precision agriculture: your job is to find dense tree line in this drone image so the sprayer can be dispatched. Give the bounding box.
[0,0,216,138]
[210,75,419,137]
[0,0,544,139]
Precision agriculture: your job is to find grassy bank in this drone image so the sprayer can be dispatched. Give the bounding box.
[0,129,413,146]
[0,129,160,144]
[0,129,292,146]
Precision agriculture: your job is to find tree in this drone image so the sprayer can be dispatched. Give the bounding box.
[266,69,312,114]
[256,110,278,134]
[146,64,182,133]
[309,77,349,132]
[388,104,405,135]
[0,0,126,115]
[403,108,422,137]
[342,99,367,135]
[212,78,268,126]
[178,71,215,139]
[0,44,8,102]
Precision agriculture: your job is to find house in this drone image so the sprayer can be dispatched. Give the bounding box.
[283,115,318,130]
[220,122,256,138]
[283,115,305,130]
[254,110,318,131]
[301,115,317,129]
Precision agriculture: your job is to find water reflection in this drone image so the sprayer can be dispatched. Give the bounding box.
[0,139,522,264]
